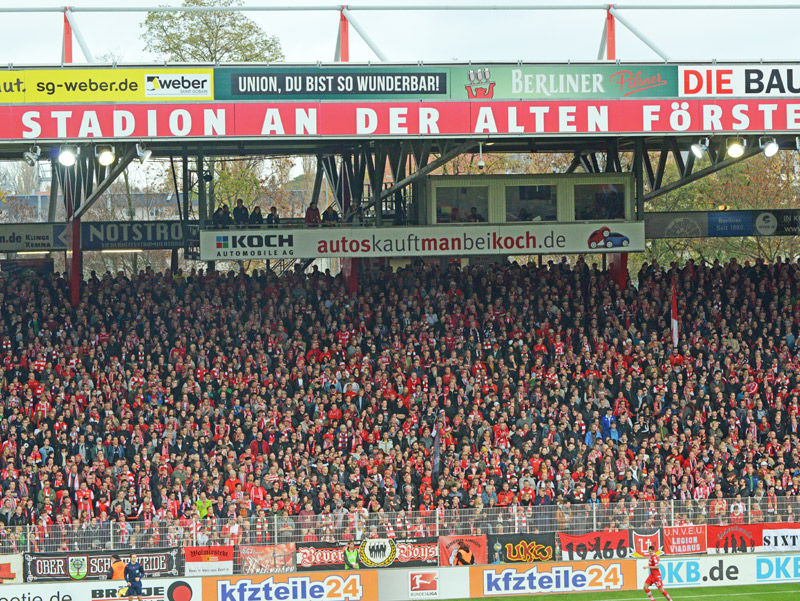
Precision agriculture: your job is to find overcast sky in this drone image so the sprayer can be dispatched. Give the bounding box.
[3,0,800,66]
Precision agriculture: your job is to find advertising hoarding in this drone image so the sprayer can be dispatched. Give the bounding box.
[199,222,646,261]
[638,556,752,588]
[0,578,201,600]
[201,572,378,601]
[0,68,213,103]
[469,560,637,597]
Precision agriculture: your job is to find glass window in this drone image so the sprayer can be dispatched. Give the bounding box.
[574,183,625,221]
[435,187,489,223]
[505,185,557,222]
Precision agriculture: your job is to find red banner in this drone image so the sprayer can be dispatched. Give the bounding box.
[557,530,630,561]
[663,526,707,555]
[5,98,800,140]
[707,524,763,554]
[239,544,296,574]
[438,535,487,566]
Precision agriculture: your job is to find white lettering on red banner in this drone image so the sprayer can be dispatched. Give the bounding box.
[663,526,708,555]
[6,99,800,140]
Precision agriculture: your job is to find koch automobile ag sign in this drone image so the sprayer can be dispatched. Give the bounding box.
[200,223,645,261]
[213,233,295,258]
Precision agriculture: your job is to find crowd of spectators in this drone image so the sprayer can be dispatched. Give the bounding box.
[211,200,280,228]
[1,256,800,554]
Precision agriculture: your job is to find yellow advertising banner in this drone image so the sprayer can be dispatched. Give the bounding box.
[0,68,213,103]
[469,559,638,597]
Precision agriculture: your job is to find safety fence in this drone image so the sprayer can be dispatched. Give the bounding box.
[3,494,797,557]
[10,517,800,580]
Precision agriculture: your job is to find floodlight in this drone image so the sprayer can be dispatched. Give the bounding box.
[759,137,779,158]
[726,137,745,158]
[690,138,709,159]
[58,145,78,167]
[95,145,115,166]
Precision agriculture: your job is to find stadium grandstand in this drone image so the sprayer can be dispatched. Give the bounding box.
[0,256,797,569]
[2,3,800,595]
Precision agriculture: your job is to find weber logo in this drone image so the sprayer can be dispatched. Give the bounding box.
[145,74,211,97]
[409,571,439,599]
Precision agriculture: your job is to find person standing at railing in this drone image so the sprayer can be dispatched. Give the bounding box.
[322,204,339,226]
[305,201,321,226]
[266,206,280,226]
[233,199,250,226]
[249,206,264,226]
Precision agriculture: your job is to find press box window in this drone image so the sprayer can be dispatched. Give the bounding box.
[435,187,489,223]
[506,185,557,222]
[574,183,625,221]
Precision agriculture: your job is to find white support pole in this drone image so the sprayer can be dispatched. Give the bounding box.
[340,7,389,61]
[64,8,95,63]
[333,22,341,61]
[607,6,670,61]
[596,19,607,60]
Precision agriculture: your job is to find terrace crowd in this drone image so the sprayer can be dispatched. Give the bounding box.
[0,256,799,553]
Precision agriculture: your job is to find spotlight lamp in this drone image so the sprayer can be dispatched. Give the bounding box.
[58,145,78,167]
[690,137,709,159]
[726,137,746,158]
[22,145,41,167]
[759,137,779,157]
[95,145,116,166]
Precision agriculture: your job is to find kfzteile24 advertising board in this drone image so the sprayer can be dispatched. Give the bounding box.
[469,559,637,597]
[202,571,379,601]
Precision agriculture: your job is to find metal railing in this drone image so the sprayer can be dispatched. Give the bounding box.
[4,494,798,559]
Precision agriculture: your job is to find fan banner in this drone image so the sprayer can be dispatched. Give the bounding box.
[707,524,763,554]
[558,530,631,561]
[239,544,296,574]
[486,533,556,564]
[183,546,234,576]
[629,529,663,557]
[296,538,438,571]
[23,548,179,581]
[439,535,488,566]
[662,525,708,555]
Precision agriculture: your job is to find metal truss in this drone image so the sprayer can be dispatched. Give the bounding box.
[311,140,474,226]
[639,138,764,202]
[46,142,138,222]
[563,135,778,219]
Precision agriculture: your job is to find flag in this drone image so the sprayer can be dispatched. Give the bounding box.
[432,419,441,478]
[671,280,679,347]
